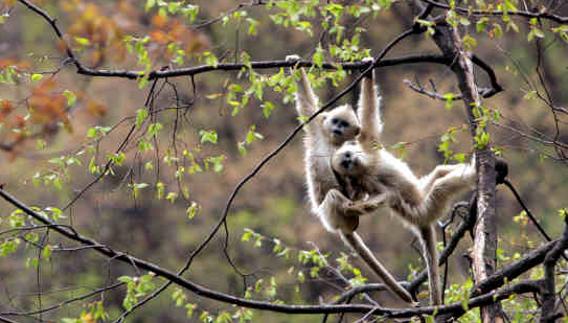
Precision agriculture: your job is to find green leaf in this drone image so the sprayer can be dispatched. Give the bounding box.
[185,303,197,317]
[74,36,90,46]
[156,182,165,200]
[312,45,324,68]
[62,90,77,107]
[166,192,178,203]
[462,34,477,51]
[147,122,163,137]
[491,23,503,38]
[203,51,218,68]
[241,229,253,242]
[474,131,490,149]
[246,18,258,36]
[262,101,275,118]
[145,0,156,11]
[186,202,200,219]
[528,27,545,42]
[476,17,489,33]
[205,155,225,173]
[136,108,149,128]
[199,129,218,144]
[245,125,263,144]
[442,93,456,110]
[31,73,43,81]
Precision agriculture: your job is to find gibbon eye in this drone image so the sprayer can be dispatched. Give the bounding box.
[331,118,339,125]
[340,121,349,127]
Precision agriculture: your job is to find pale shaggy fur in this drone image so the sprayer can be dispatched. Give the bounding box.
[287,55,414,303]
[331,68,476,306]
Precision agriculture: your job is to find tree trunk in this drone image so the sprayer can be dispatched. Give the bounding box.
[431,24,504,323]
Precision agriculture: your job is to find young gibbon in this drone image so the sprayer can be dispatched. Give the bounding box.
[330,67,477,306]
[286,55,414,303]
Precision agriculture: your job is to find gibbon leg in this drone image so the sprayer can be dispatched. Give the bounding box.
[417,224,442,305]
[319,191,414,304]
[341,232,415,304]
[419,164,464,193]
[420,164,476,225]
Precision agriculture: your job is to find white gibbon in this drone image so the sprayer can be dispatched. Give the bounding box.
[330,66,476,305]
[286,55,414,303]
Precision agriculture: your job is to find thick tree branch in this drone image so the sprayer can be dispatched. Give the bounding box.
[541,219,568,322]
[426,13,503,322]
[474,240,557,296]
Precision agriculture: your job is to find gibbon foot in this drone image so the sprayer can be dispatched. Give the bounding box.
[285,54,301,63]
[495,157,508,185]
[343,193,387,216]
[360,57,375,77]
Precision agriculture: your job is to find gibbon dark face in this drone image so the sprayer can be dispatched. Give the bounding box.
[331,141,367,176]
[321,104,360,144]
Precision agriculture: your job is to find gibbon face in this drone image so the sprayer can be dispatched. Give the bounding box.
[331,140,368,176]
[321,104,360,145]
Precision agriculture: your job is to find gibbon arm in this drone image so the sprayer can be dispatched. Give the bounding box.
[357,58,383,150]
[286,55,319,123]
[295,68,319,118]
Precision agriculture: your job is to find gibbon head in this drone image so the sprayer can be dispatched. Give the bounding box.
[331,140,368,176]
[320,104,360,145]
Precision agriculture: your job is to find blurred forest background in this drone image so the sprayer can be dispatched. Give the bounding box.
[0,0,566,322]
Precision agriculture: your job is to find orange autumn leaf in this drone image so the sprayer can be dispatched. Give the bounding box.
[28,80,67,124]
[86,99,107,117]
[0,100,13,113]
[151,14,168,28]
[149,30,170,44]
